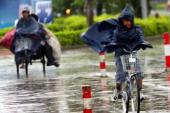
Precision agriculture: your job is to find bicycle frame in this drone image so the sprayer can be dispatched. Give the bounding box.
[120,51,141,113]
[121,51,139,94]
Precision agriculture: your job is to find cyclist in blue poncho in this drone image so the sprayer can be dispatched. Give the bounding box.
[81,5,152,100]
[15,7,59,67]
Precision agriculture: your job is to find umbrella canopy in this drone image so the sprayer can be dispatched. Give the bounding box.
[81,19,118,53]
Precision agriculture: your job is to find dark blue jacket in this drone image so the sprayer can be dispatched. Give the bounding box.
[81,5,151,55]
[113,25,145,56]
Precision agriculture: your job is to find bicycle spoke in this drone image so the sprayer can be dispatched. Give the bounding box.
[121,91,130,113]
[131,77,141,113]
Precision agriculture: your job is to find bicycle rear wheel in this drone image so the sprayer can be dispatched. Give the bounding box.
[131,76,141,113]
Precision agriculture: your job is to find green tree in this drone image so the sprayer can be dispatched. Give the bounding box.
[52,0,85,16]
[118,0,151,18]
[71,0,85,14]
[95,0,151,17]
[52,0,151,18]
[96,0,103,15]
[52,0,70,16]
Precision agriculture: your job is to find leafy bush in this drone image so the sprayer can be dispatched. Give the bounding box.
[94,14,118,22]
[64,15,87,30]
[135,16,170,36]
[48,15,170,47]
[0,27,12,38]
[54,29,85,46]
[1,15,170,47]
[48,15,87,31]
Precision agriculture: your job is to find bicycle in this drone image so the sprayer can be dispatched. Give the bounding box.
[105,43,152,113]
[14,34,46,78]
[120,51,142,113]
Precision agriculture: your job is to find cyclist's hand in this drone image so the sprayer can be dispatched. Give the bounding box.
[104,42,117,53]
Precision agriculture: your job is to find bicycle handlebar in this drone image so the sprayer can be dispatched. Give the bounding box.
[104,42,153,53]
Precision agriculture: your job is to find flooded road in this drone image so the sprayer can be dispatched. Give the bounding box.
[0,44,170,113]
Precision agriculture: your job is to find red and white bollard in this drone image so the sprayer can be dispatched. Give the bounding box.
[162,32,170,69]
[82,85,92,113]
[99,51,107,77]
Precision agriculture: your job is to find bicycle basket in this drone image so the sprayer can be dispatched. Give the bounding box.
[120,52,142,73]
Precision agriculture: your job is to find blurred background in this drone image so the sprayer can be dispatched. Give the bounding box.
[0,1,170,112]
[1,0,170,48]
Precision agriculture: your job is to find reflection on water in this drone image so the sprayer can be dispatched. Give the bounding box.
[0,46,170,113]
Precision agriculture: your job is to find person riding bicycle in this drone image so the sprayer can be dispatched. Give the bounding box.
[15,7,59,67]
[105,5,151,100]
[81,4,152,101]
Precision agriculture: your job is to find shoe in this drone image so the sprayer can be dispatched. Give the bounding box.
[111,89,122,102]
[20,63,25,69]
[54,62,60,67]
[140,93,145,102]
[47,62,60,67]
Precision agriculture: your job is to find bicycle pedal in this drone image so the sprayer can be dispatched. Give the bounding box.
[140,97,145,102]
[111,96,117,102]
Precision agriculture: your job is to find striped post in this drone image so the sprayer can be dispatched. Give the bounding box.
[99,51,107,77]
[82,85,92,113]
[162,32,170,69]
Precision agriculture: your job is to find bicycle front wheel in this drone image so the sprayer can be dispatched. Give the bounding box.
[122,90,130,113]
[131,76,141,113]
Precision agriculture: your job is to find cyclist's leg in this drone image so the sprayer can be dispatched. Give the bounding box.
[115,56,126,89]
[136,59,145,101]
[136,59,144,90]
[136,77,143,90]
[112,56,126,99]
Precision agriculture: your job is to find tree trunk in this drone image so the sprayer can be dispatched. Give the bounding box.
[96,0,103,16]
[84,0,94,26]
[129,0,142,18]
[147,0,152,15]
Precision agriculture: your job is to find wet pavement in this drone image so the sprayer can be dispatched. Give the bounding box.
[0,44,170,113]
